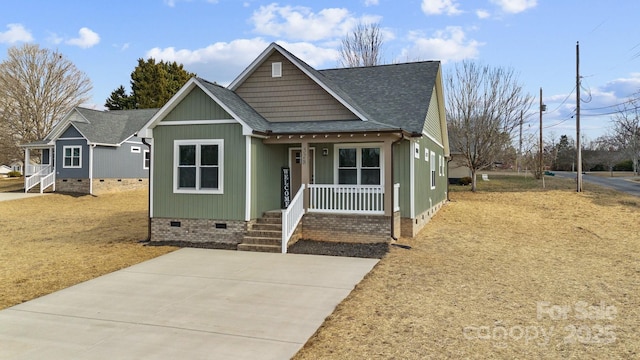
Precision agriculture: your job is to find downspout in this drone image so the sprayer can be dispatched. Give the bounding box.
[89,144,96,195]
[142,138,152,242]
[390,132,405,241]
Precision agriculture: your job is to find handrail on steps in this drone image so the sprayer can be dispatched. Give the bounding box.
[281,184,305,254]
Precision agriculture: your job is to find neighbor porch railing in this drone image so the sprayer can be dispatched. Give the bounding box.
[25,164,51,176]
[308,184,385,215]
[24,165,54,193]
[281,184,306,254]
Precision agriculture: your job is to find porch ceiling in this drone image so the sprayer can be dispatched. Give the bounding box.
[262,130,404,144]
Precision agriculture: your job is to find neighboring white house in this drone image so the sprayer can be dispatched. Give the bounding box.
[0,165,11,177]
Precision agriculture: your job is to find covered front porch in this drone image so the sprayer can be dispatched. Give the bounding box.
[261,131,404,253]
[22,144,55,193]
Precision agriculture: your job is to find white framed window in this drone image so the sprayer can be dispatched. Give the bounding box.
[173,139,224,194]
[131,146,141,153]
[430,151,436,189]
[272,62,282,78]
[63,146,82,168]
[143,150,150,170]
[414,142,420,159]
[335,144,382,185]
[439,155,445,176]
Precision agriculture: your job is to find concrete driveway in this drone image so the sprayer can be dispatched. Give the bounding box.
[0,248,378,359]
[0,192,47,202]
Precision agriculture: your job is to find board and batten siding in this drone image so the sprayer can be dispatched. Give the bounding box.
[235,52,358,122]
[93,140,149,179]
[393,140,412,217]
[250,138,288,219]
[413,136,446,216]
[163,86,233,121]
[423,85,443,145]
[152,123,246,220]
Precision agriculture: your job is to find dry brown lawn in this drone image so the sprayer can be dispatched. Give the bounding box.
[0,189,176,309]
[294,176,640,359]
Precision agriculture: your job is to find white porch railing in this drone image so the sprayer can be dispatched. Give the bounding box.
[281,184,305,254]
[308,184,385,215]
[24,165,54,193]
[40,171,56,193]
[25,164,51,176]
[394,183,400,212]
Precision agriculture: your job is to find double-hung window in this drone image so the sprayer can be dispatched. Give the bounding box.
[63,146,82,168]
[174,139,223,194]
[336,145,381,185]
[430,151,436,189]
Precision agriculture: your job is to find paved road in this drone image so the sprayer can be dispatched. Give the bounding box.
[554,171,640,197]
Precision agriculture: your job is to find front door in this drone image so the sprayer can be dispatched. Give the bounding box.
[290,148,315,193]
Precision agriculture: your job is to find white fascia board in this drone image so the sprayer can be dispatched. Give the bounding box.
[138,77,200,138]
[228,43,277,90]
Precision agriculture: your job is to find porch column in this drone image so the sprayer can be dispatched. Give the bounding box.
[384,139,393,216]
[300,139,310,209]
[24,148,30,175]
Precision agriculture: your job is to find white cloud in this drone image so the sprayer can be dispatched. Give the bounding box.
[398,26,482,63]
[145,38,340,84]
[476,9,491,19]
[421,0,462,16]
[364,0,379,6]
[250,4,380,41]
[490,0,537,14]
[66,27,100,48]
[0,23,33,44]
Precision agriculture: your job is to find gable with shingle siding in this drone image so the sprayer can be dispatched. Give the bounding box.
[234,52,358,122]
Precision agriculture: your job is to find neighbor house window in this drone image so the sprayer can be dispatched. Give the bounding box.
[143,150,150,170]
[430,151,436,189]
[173,139,223,194]
[336,145,381,185]
[63,146,82,168]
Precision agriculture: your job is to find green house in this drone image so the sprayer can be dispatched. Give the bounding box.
[139,43,449,252]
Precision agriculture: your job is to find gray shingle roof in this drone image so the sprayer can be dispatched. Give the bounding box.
[233,43,440,136]
[197,78,271,132]
[73,107,158,145]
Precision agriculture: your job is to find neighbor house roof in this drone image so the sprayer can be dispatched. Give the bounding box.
[72,108,158,145]
[22,107,158,148]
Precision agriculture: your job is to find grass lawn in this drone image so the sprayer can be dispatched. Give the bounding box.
[294,175,640,359]
[0,177,25,192]
[0,189,176,309]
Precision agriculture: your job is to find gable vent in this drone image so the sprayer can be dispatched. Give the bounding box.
[272,62,282,78]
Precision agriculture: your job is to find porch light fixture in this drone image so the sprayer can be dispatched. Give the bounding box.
[322,148,328,156]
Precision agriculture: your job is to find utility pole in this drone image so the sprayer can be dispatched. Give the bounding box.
[518,110,523,174]
[576,41,583,192]
[539,87,544,187]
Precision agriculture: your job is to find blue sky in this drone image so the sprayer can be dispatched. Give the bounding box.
[1,0,639,141]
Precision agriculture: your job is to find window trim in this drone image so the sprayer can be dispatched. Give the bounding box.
[143,149,150,170]
[272,62,282,78]
[63,145,82,169]
[334,143,384,186]
[430,151,436,189]
[173,139,224,194]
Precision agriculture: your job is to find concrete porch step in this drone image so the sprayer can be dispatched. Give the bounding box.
[242,236,281,246]
[237,243,281,253]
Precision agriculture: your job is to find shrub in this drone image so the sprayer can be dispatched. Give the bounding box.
[458,177,472,186]
[7,171,22,178]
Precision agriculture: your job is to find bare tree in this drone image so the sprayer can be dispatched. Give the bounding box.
[609,97,640,175]
[338,22,383,67]
[446,61,533,191]
[0,44,92,162]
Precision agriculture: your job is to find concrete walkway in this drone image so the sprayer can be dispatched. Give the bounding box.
[0,248,377,360]
[0,192,47,202]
